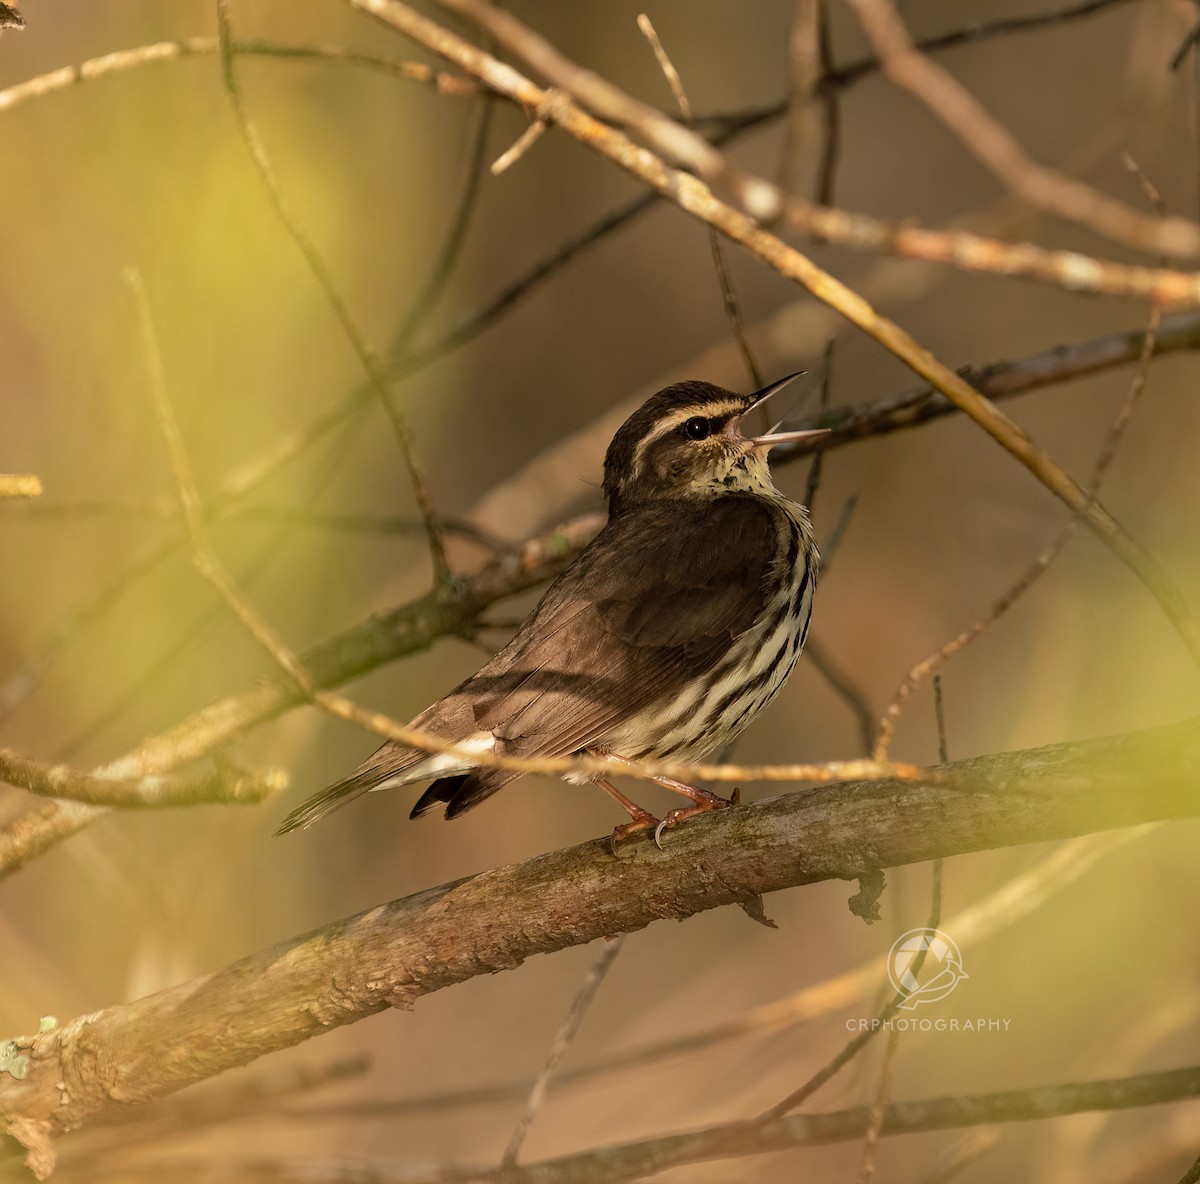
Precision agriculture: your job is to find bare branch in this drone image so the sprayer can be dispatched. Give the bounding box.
[637,13,762,388]
[388,91,494,357]
[2,715,1199,1174]
[777,0,822,203]
[803,637,876,753]
[501,935,625,1167]
[215,1,450,583]
[858,1024,900,1184]
[875,250,1165,757]
[0,37,480,114]
[9,502,502,545]
[490,113,549,175]
[0,747,284,809]
[31,1067,1200,1183]
[843,0,1200,260]
[779,308,1200,453]
[755,858,942,1124]
[424,0,1200,304]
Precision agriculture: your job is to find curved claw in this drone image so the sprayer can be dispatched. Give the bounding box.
[610,815,662,855]
[653,818,670,849]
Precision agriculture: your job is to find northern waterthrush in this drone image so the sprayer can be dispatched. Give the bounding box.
[279,376,826,848]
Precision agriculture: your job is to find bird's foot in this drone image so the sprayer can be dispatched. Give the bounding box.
[652,787,741,849]
[609,809,663,856]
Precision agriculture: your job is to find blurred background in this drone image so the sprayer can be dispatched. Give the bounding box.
[2,1,1200,1179]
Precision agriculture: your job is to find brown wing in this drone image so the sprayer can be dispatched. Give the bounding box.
[414,496,778,815]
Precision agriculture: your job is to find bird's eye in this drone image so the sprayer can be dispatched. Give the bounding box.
[681,416,711,441]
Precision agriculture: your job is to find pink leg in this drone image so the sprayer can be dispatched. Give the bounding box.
[601,754,740,848]
[595,777,661,854]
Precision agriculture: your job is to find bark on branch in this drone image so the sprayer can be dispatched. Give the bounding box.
[2,715,1199,1176]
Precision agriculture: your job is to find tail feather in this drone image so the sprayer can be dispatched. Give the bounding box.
[276,741,430,834]
[410,767,522,820]
[409,775,467,820]
[278,729,513,834]
[275,768,378,834]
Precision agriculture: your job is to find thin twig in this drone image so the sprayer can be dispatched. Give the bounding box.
[708,227,762,389]
[0,747,284,808]
[857,1024,900,1184]
[803,339,835,508]
[490,114,547,175]
[875,205,1168,757]
[843,0,1200,260]
[777,0,822,205]
[12,501,501,544]
[638,13,761,388]
[501,935,626,1166]
[933,674,949,765]
[31,1069,1200,1184]
[215,1,450,584]
[804,638,876,753]
[813,0,841,209]
[0,37,481,113]
[1170,15,1200,72]
[755,854,944,1124]
[388,91,495,358]
[821,493,858,570]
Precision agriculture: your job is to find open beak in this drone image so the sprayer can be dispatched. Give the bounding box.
[730,372,830,450]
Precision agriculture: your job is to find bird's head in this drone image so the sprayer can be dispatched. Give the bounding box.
[602,375,827,514]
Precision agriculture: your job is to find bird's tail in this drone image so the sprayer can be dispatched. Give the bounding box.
[275,768,379,834]
[275,743,432,834]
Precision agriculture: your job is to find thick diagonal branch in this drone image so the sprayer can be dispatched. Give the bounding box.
[2,715,1199,1175]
